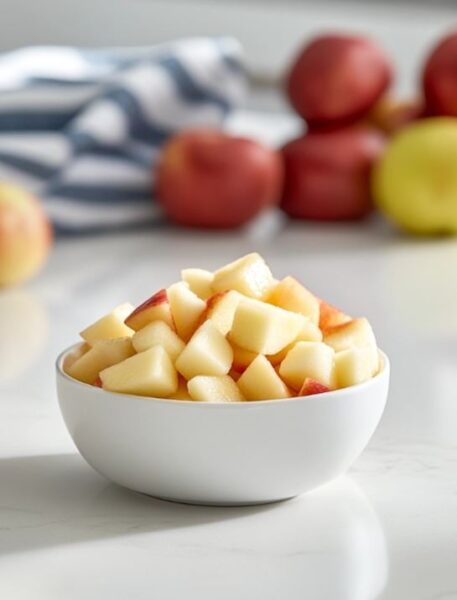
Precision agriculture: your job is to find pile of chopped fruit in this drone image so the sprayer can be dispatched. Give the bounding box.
[64,253,380,402]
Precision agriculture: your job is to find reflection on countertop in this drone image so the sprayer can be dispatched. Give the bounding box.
[0,453,387,600]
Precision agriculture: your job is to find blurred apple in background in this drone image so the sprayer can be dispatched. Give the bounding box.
[423,31,457,117]
[373,117,457,234]
[367,97,425,135]
[156,129,283,229]
[280,126,385,221]
[286,34,392,129]
[0,182,52,287]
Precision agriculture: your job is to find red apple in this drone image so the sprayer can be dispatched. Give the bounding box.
[125,289,175,331]
[280,126,385,220]
[0,182,52,287]
[155,128,283,228]
[367,97,425,134]
[423,31,457,117]
[286,34,393,128]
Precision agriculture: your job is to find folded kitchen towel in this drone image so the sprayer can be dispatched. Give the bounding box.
[0,38,246,233]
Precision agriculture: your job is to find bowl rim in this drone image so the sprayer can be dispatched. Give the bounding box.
[56,343,390,409]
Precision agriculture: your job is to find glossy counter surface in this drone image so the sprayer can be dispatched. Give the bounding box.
[0,112,456,600]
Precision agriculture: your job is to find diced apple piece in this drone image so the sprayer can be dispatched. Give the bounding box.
[231,342,258,373]
[299,378,331,396]
[171,378,192,400]
[181,268,214,300]
[229,368,241,382]
[132,320,184,360]
[237,355,291,401]
[168,281,206,341]
[63,342,90,372]
[175,321,233,380]
[212,252,275,299]
[279,341,335,390]
[267,277,320,324]
[324,317,378,370]
[202,290,242,335]
[334,347,378,388]
[319,300,351,333]
[229,298,306,355]
[323,317,376,350]
[187,375,244,403]
[67,337,134,384]
[267,318,322,365]
[125,290,174,332]
[100,345,178,397]
[80,303,135,344]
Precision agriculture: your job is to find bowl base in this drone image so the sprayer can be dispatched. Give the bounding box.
[138,491,298,508]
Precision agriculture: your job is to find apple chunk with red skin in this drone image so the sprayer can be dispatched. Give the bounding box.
[281,127,385,221]
[324,317,379,374]
[231,343,258,373]
[156,128,284,229]
[286,34,392,128]
[279,341,335,390]
[319,300,351,333]
[125,289,174,332]
[299,378,331,396]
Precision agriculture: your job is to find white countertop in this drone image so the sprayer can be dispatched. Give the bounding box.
[1,111,457,599]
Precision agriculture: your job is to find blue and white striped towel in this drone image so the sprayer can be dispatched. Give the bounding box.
[0,38,246,233]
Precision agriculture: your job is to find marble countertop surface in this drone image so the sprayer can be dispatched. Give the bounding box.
[0,111,456,599]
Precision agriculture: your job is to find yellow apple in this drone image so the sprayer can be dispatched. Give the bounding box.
[373,118,457,234]
[0,182,52,286]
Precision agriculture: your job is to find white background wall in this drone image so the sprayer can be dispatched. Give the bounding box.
[0,0,455,102]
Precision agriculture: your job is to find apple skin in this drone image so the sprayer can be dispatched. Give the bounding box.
[286,34,393,128]
[299,378,331,396]
[125,289,175,331]
[155,128,284,229]
[423,31,457,117]
[372,117,457,235]
[280,126,385,221]
[0,182,52,287]
[319,300,351,333]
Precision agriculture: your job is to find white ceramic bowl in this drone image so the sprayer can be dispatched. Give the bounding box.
[56,345,389,506]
